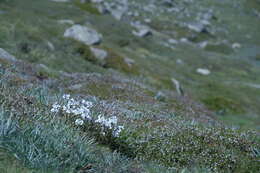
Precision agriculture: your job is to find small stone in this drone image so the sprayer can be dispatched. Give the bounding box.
[132,28,152,37]
[198,41,208,49]
[155,91,166,101]
[124,57,135,67]
[196,68,211,75]
[69,84,83,90]
[176,59,184,64]
[171,78,183,95]
[180,38,189,43]
[58,19,74,25]
[168,39,178,44]
[51,0,70,2]
[47,41,55,51]
[232,43,241,49]
[144,18,151,23]
[90,47,108,63]
[64,25,102,45]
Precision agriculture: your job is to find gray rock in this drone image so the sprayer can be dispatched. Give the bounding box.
[168,39,178,44]
[0,10,6,15]
[51,0,70,2]
[131,22,152,37]
[64,25,102,45]
[91,0,103,3]
[132,28,152,37]
[198,41,208,49]
[46,41,55,51]
[176,59,184,64]
[124,57,135,67]
[187,22,208,33]
[110,8,127,20]
[90,47,108,63]
[196,68,211,75]
[155,91,166,101]
[232,43,241,49]
[171,78,183,95]
[102,0,128,20]
[144,18,152,23]
[58,19,74,25]
[69,84,83,90]
[0,48,16,62]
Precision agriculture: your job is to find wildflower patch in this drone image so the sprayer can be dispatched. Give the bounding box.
[50,94,124,137]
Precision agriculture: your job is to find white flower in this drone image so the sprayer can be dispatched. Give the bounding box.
[81,100,93,107]
[75,119,84,126]
[95,115,123,137]
[81,111,91,120]
[51,102,61,113]
[62,94,71,100]
[113,125,124,137]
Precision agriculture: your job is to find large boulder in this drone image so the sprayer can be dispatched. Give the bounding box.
[64,25,102,45]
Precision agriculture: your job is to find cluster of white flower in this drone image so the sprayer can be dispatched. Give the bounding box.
[95,115,124,137]
[50,94,124,137]
[51,94,93,120]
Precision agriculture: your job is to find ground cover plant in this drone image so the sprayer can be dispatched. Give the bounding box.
[0,0,260,172]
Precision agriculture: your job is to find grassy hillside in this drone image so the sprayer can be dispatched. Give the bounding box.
[0,0,259,172]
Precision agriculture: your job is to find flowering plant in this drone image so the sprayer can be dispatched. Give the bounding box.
[51,94,124,137]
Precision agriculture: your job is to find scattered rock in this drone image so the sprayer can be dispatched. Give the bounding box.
[155,91,166,101]
[133,28,152,37]
[168,39,178,44]
[180,38,190,44]
[187,22,209,33]
[58,19,75,25]
[91,0,103,3]
[144,18,152,23]
[171,78,183,95]
[0,48,17,62]
[232,43,241,49]
[69,84,83,90]
[244,83,260,89]
[196,68,211,75]
[51,0,70,2]
[90,47,108,64]
[46,41,55,51]
[102,0,128,20]
[64,25,102,45]
[198,41,208,49]
[131,22,152,37]
[124,57,135,67]
[176,59,184,64]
